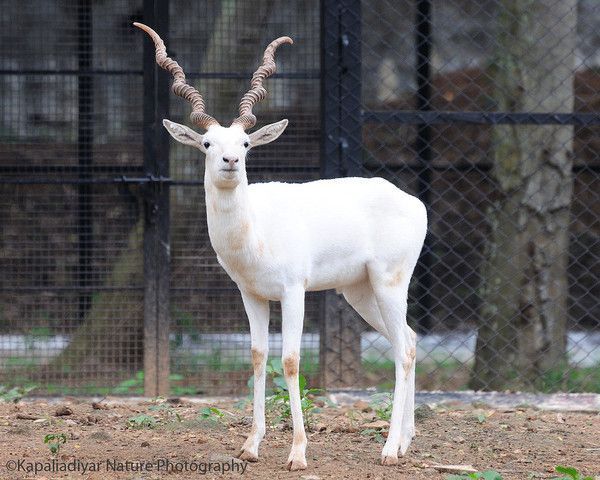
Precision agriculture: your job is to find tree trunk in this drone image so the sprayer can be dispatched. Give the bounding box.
[470,0,577,391]
[46,219,144,379]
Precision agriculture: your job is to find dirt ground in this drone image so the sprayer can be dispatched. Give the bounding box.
[0,397,598,480]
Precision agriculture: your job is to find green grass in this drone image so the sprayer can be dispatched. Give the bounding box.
[537,362,600,393]
[364,355,472,391]
[446,470,502,480]
[4,357,38,368]
[2,350,598,395]
[363,356,600,393]
[171,350,251,373]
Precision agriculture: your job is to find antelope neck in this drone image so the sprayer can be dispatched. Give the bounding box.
[205,178,255,251]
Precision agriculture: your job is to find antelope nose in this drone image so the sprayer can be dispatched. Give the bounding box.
[223,156,239,164]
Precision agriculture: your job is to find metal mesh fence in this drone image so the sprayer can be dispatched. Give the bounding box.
[0,0,598,396]
[0,0,145,394]
[349,0,600,393]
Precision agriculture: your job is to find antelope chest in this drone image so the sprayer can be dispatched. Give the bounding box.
[215,248,284,301]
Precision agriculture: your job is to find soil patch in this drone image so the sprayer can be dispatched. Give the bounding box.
[0,398,598,479]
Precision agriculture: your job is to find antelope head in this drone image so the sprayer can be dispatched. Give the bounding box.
[134,23,292,189]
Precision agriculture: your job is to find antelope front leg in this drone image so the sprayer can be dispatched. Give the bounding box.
[238,291,270,462]
[281,287,307,471]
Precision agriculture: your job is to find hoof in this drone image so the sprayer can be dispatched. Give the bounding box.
[287,458,307,471]
[237,449,258,462]
[381,454,398,466]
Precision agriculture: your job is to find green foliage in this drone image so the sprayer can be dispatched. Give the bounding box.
[265,359,322,426]
[168,373,199,396]
[5,357,38,368]
[364,355,471,391]
[148,402,182,423]
[537,362,600,393]
[113,371,144,395]
[44,433,67,456]
[126,414,157,429]
[170,385,198,395]
[369,392,393,421]
[0,385,36,402]
[360,394,393,443]
[360,428,386,444]
[113,370,217,395]
[171,309,198,347]
[299,350,320,378]
[28,326,52,339]
[172,350,251,373]
[476,412,487,424]
[198,406,224,421]
[364,354,600,393]
[22,326,53,351]
[552,465,595,480]
[445,466,595,480]
[446,470,502,480]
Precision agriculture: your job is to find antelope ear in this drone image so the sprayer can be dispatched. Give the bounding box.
[248,119,288,147]
[162,119,204,148]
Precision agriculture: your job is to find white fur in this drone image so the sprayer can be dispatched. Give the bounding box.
[163,118,427,469]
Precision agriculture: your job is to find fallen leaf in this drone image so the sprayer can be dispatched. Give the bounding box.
[432,464,477,474]
[362,420,389,429]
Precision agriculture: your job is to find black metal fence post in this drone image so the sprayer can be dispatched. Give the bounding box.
[320,0,363,388]
[413,0,433,334]
[77,0,93,321]
[142,0,171,397]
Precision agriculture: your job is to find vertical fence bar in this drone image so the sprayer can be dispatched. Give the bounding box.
[339,0,363,177]
[142,0,171,397]
[413,0,433,334]
[77,0,93,321]
[319,0,363,388]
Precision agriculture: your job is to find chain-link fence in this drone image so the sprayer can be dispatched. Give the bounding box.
[0,0,598,397]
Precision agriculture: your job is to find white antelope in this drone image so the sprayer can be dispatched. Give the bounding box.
[135,22,427,470]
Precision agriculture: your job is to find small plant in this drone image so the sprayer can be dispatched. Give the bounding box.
[126,414,157,429]
[552,466,595,480]
[369,392,393,421]
[199,406,225,421]
[360,392,393,443]
[0,385,36,403]
[446,471,502,480]
[360,427,386,444]
[44,433,67,456]
[475,412,487,424]
[265,359,321,426]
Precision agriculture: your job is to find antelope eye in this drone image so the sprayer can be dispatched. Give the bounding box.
[203,142,210,149]
[243,142,249,148]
